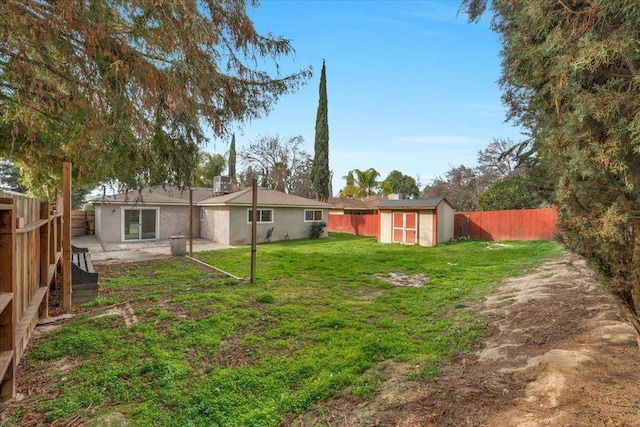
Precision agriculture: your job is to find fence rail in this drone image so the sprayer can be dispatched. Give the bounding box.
[0,190,61,401]
[327,214,379,237]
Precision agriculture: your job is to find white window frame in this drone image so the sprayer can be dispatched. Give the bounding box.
[247,208,274,224]
[304,209,324,222]
[200,208,205,222]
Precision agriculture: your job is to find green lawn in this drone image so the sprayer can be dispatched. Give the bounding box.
[14,234,562,426]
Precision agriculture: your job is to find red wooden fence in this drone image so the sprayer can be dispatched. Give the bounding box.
[329,208,559,241]
[454,207,559,241]
[327,214,379,237]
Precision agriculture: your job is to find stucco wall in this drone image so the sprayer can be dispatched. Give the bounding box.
[158,205,193,239]
[94,204,121,242]
[203,206,328,246]
[94,205,103,241]
[94,203,198,243]
[201,206,230,244]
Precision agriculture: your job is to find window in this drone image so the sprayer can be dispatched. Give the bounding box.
[200,208,205,222]
[247,209,273,223]
[305,209,323,222]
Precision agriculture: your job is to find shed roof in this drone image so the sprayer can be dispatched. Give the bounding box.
[199,187,331,208]
[376,197,452,209]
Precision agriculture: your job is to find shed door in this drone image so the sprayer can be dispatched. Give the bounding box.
[392,212,417,244]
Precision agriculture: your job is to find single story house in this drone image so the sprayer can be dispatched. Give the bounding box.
[93,187,212,243]
[198,187,330,245]
[377,197,455,246]
[92,186,330,245]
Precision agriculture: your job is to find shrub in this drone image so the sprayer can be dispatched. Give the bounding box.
[310,221,326,239]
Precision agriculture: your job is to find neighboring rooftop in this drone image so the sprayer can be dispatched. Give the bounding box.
[327,195,386,210]
[376,197,452,209]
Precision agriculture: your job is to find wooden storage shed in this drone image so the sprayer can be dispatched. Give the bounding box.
[377,197,455,247]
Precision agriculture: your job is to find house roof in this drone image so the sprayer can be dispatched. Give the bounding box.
[92,186,215,205]
[376,197,453,209]
[327,195,386,210]
[199,187,332,208]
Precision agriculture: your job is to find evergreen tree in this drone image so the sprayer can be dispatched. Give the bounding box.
[229,133,237,185]
[0,0,311,197]
[312,60,330,201]
[0,158,25,192]
[462,0,640,334]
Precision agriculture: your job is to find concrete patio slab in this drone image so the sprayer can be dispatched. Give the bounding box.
[71,235,231,264]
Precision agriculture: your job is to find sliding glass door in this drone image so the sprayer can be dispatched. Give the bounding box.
[123,208,158,240]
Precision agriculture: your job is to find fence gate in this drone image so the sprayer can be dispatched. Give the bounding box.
[392,212,417,244]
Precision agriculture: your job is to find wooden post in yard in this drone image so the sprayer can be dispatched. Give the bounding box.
[250,179,257,283]
[62,162,72,311]
[189,188,193,257]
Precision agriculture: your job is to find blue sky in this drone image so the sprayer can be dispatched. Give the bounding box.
[206,0,525,196]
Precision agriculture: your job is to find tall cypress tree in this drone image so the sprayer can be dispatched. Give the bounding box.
[229,133,237,185]
[461,0,640,335]
[312,60,330,201]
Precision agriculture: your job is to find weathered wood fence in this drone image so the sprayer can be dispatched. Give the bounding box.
[327,214,379,237]
[0,190,61,401]
[71,210,94,236]
[454,207,559,241]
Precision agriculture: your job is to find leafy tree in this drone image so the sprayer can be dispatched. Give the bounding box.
[338,168,380,197]
[194,152,226,188]
[229,134,237,186]
[238,135,313,197]
[0,0,311,198]
[380,170,420,198]
[237,166,260,189]
[71,188,91,210]
[0,158,25,192]
[423,165,479,211]
[477,138,531,181]
[338,171,359,197]
[476,176,543,211]
[312,60,330,201]
[461,0,640,334]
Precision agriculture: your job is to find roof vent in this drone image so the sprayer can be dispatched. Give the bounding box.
[213,176,232,195]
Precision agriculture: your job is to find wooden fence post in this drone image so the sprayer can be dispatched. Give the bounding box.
[62,162,72,311]
[251,179,257,283]
[0,198,16,401]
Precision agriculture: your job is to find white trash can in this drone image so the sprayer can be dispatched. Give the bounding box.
[170,235,186,256]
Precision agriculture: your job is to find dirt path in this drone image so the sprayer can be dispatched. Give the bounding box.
[288,254,640,426]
